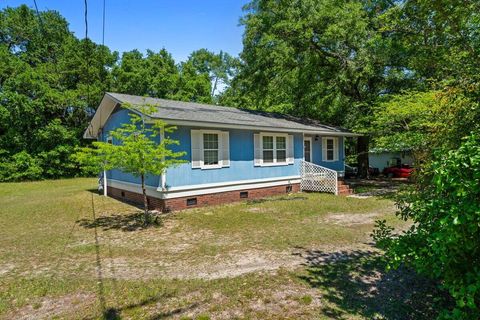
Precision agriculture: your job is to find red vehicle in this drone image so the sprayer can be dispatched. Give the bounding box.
[383,164,414,178]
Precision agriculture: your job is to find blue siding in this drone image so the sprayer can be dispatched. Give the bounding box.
[102,108,160,187]
[100,109,346,189]
[310,136,345,172]
[165,127,303,188]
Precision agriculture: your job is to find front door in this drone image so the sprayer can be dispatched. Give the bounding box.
[304,138,312,162]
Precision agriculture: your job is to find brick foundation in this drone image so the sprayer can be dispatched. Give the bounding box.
[107,183,301,212]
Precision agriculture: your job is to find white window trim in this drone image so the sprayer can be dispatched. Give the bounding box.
[322,137,339,162]
[200,130,222,169]
[260,132,289,167]
[303,137,312,162]
[200,130,223,169]
[191,129,230,170]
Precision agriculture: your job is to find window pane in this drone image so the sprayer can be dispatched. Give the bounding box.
[276,136,286,149]
[263,136,273,149]
[203,133,218,150]
[327,139,334,149]
[204,150,219,165]
[277,150,286,162]
[327,150,334,161]
[263,150,274,163]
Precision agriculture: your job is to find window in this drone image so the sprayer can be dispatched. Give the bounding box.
[322,137,338,162]
[107,136,113,144]
[326,139,334,160]
[191,130,230,169]
[262,136,274,163]
[240,191,249,199]
[276,136,286,162]
[254,133,294,166]
[203,133,219,166]
[262,134,287,164]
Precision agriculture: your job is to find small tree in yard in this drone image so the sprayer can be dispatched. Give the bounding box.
[75,106,185,224]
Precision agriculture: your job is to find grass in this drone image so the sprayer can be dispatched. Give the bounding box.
[0,178,440,319]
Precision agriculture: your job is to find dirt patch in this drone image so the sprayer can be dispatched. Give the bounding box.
[324,212,380,226]
[0,263,15,276]
[6,292,95,320]
[174,250,301,280]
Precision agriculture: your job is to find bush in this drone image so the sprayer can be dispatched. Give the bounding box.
[375,132,480,319]
[0,151,43,181]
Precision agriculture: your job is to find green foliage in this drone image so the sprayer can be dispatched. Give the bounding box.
[0,151,43,181]
[188,49,240,98]
[105,106,186,179]
[0,5,233,181]
[224,0,412,126]
[376,132,480,319]
[370,91,442,152]
[74,106,186,219]
[370,219,394,250]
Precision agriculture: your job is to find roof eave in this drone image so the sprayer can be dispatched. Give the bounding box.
[146,118,361,137]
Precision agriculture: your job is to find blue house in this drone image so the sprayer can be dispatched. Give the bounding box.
[84,93,357,211]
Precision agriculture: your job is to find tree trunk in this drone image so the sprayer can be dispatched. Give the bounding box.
[357,136,370,179]
[211,76,219,97]
[141,174,149,224]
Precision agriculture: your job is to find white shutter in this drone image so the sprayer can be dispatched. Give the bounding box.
[322,137,327,161]
[286,135,294,164]
[191,130,203,168]
[254,133,262,166]
[334,137,339,161]
[221,131,230,167]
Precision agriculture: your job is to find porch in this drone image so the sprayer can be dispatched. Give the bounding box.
[300,160,353,196]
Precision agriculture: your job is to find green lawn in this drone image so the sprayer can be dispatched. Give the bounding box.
[0,178,438,319]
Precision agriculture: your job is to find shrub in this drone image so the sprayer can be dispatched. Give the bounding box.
[375,132,480,319]
[0,151,43,181]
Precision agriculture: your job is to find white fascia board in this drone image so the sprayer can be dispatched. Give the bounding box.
[148,118,360,137]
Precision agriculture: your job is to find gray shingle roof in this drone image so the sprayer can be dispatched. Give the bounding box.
[106,92,354,135]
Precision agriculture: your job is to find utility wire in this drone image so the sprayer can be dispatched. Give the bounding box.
[84,0,91,110]
[102,0,106,46]
[32,0,45,32]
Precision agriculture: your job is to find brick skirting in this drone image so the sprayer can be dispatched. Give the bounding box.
[107,183,301,212]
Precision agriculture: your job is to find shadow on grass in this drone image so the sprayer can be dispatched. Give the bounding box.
[99,295,199,320]
[77,212,160,232]
[297,248,448,320]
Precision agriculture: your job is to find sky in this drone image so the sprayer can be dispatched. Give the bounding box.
[0,0,248,62]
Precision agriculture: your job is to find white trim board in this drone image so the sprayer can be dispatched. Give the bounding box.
[108,176,301,200]
[161,178,301,199]
[161,175,301,192]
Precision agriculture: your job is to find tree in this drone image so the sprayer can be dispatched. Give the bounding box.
[188,49,240,98]
[226,0,415,177]
[0,5,117,181]
[74,106,185,223]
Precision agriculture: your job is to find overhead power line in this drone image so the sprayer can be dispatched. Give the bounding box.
[102,0,106,46]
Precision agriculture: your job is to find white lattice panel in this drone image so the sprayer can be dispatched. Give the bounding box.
[300,160,338,194]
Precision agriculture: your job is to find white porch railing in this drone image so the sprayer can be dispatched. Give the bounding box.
[300,160,338,195]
